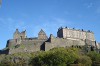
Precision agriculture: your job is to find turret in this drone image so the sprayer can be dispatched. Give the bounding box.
[20,30,27,39]
[13,29,20,39]
[38,29,48,40]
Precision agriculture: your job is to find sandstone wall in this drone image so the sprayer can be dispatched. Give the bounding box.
[8,43,41,54]
[8,39,47,54]
[6,39,17,48]
[58,28,95,41]
[45,36,85,51]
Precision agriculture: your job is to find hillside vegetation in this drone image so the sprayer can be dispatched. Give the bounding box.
[0,47,100,66]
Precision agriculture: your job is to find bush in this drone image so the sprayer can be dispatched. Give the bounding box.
[1,47,100,66]
[74,55,92,66]
[30,47,79,66]
[87,51,100,65]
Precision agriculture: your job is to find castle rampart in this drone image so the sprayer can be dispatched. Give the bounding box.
[0,27,99,54]
[45,34,86,51]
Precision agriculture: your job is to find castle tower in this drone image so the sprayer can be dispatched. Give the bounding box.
[20,30,27,39]
[57,27,63,38]
[13,29,20,39]
[38,29,48,40]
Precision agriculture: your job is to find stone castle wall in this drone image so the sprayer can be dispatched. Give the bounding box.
[8,43,41,54]
[45,34,86,51]
[6,39,18,48]
[57,28,95,41]
[7,38,47,54]
[2,27,99,54]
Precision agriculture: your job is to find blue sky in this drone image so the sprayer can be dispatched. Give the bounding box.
[0,0,100,49]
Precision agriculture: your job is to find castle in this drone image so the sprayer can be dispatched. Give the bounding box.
[0,27,100,54]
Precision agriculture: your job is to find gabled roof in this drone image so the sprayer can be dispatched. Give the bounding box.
[21,30,26,34]
[38,29,46,35]
[14,29,20,34]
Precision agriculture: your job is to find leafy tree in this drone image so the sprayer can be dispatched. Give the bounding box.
[87,51,100,65]
[30,47,79,66]
[74,55,92,66]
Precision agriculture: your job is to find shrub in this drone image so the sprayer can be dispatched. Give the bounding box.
[30,47,79,66]
[74,55,92,66]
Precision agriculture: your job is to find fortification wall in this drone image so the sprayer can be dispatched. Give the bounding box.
[85,39,96,47]
[5,27,97,54]
[8,43,41,54]
[45,36,85,51]
[86,32,95,41]
[8,39,47,54]
[61,28,95,41]
[21,39,46,45]
[6,39,17,48]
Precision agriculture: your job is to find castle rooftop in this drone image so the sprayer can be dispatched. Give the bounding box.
[58,27,93,33]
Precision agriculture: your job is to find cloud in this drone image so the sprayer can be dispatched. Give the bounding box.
[84,2,93,8]
[87,3,93,8]
[0,17,29,32]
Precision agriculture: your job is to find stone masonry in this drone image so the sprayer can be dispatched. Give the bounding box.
[0,27,100,54]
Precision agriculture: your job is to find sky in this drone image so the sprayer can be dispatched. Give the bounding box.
[0,0,100,49]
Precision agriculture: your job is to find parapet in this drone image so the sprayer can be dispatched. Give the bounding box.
[58,27,93,33]
[57,26,95,41]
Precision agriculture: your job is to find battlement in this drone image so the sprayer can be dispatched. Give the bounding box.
[58,27,93,33]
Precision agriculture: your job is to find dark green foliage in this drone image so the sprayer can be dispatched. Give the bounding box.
[87,51,100,65]
[30,48,79,66]
[75,56,92,66]
[0,47,100,66]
